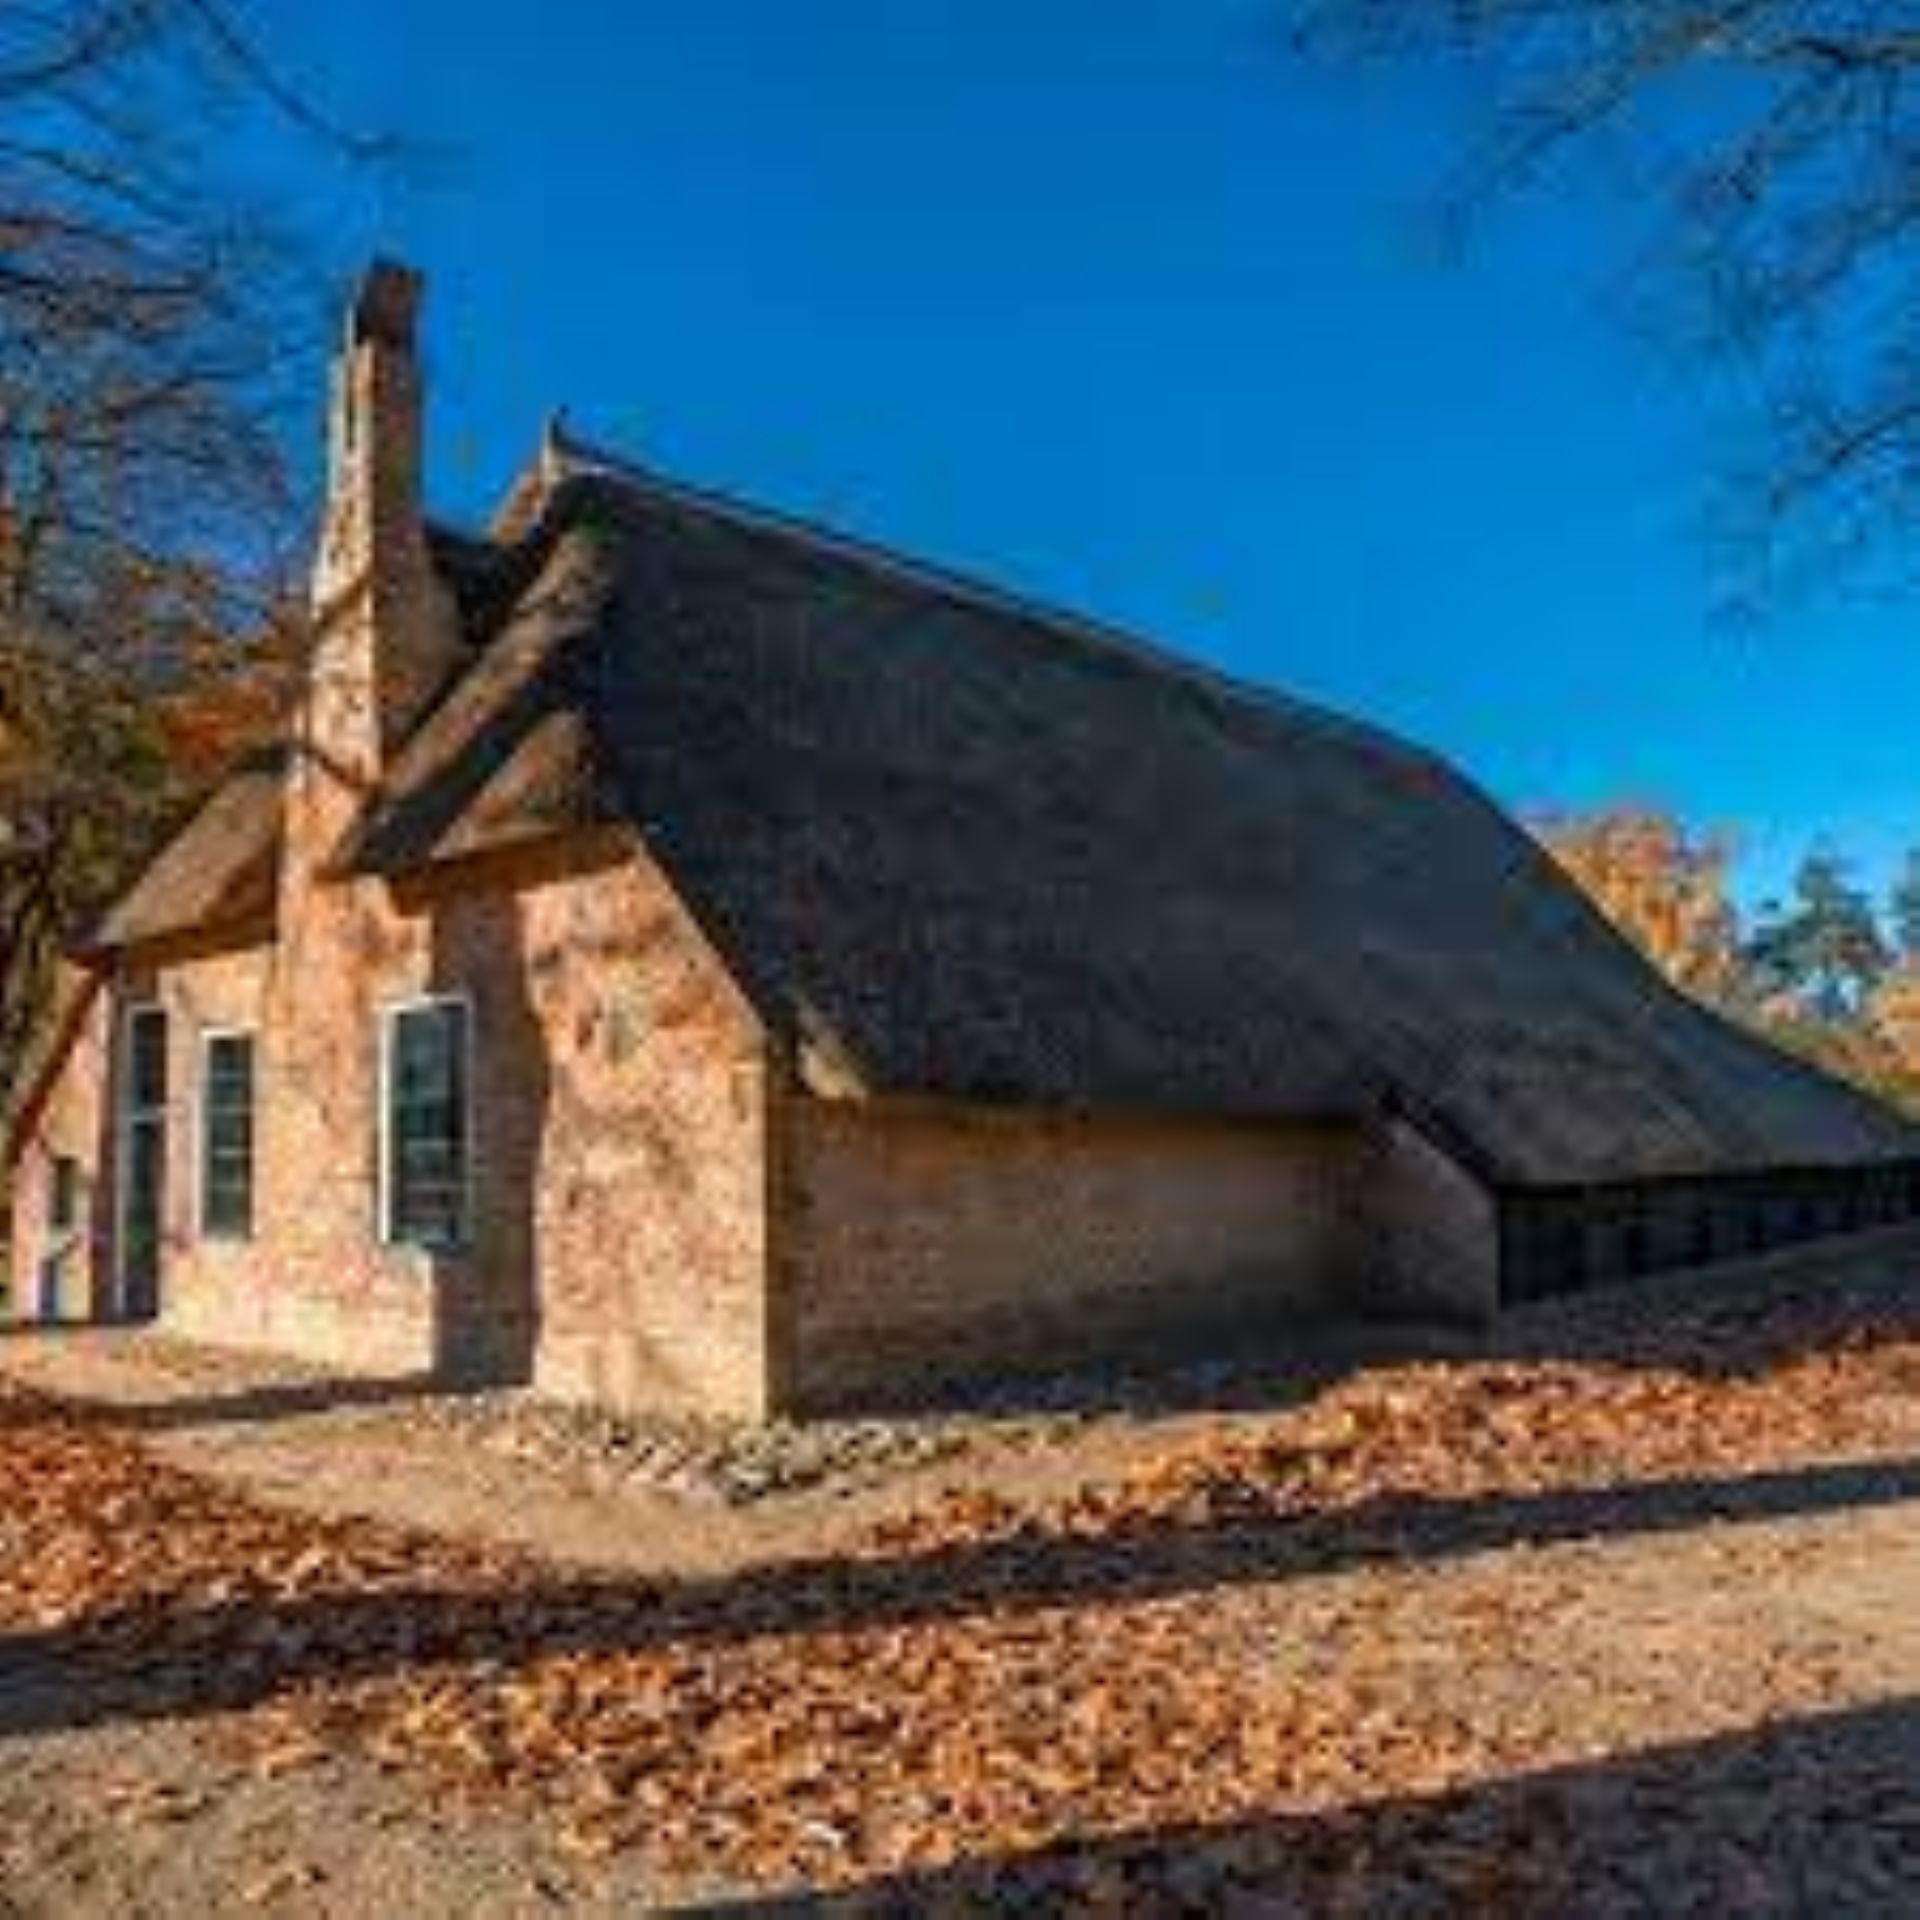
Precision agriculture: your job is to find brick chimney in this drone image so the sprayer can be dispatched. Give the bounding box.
[297,261,461,810]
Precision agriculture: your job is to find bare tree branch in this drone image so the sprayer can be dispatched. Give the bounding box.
[1295,1,1920,608]
[0,1,378,1107]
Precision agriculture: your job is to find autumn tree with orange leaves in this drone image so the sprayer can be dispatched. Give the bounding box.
[1535,805,1742,1002]
[1538,805,1920,1113]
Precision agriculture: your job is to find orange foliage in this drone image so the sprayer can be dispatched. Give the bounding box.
[152,618,299,779]
[1535,805,1740,1001]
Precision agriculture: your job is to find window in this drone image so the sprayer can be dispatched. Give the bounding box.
[116,1005,170,1316]
[127,1005,168,1114]
[48,1158,81,1235]
[382,999,471,1250]
[199,1032,257,1241]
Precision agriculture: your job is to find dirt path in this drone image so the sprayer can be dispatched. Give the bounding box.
[0,1715,675,1918]
[0,1327,1211,1581]
[7,1234,1920,1913]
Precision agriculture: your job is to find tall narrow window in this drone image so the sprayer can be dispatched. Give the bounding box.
[382,999,471,1250]
[117,1005,169,1317]
[48,1158,80,1235]
[199,1033,257,1241]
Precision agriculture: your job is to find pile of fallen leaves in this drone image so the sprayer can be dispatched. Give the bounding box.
[5,1261,1920,1907]
[876,1315,1920,1563]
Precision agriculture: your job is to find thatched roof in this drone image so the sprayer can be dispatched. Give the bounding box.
[342,444,1916,1188]
[89,747,285,952]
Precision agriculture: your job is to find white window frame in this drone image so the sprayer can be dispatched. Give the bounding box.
[376,993,475,1253]
[112,1002,169,1314]
[195,1026,259,1244]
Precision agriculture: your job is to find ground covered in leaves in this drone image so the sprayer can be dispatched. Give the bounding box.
[11,1239,1920,1913]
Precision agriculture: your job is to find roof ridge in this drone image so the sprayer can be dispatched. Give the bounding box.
[544,429,1423,767]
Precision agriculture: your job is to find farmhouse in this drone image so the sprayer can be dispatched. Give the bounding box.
[7,263,1919,1417]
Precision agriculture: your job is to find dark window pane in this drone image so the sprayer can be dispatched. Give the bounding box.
[385,1002,470,1248]
[127,1009,168,1112]
[48,1158,80,1234]
[200,1034,256,1241]
[124,1118,166,1279]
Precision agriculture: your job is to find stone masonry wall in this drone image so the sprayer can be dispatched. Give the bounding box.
[138,945,274,1346]
[4,841,775,1417]
[519,852,774,1418]
[771,1096,1368,1413]
[215,841,774,1415]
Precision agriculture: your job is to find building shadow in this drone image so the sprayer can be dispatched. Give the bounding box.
[688,1692,1920,1915]
[426,887,548,1388]
[34,1371,461,1433]
[3,1443,1920,1744]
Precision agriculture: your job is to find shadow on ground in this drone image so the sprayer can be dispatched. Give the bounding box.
[689,1695,1920,1914]
[0,1370,458,1435]
[8,1246,1920,1909]
[1,1441,1917,1743]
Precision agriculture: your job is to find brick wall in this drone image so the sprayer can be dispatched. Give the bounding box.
[515,850,773,1418]
[139,944,276,1350]
[5,840,775,1417]
[770,1096,1370,1413]
[189,841,774,1414]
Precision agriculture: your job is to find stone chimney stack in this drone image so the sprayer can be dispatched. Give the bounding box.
[304,260,461,787]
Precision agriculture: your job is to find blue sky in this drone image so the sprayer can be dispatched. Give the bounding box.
[262,0,1920,910]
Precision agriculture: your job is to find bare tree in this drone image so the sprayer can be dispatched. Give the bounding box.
[0,1,375,1107]
[0,1,383,638]
[1294,2,1920,609]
